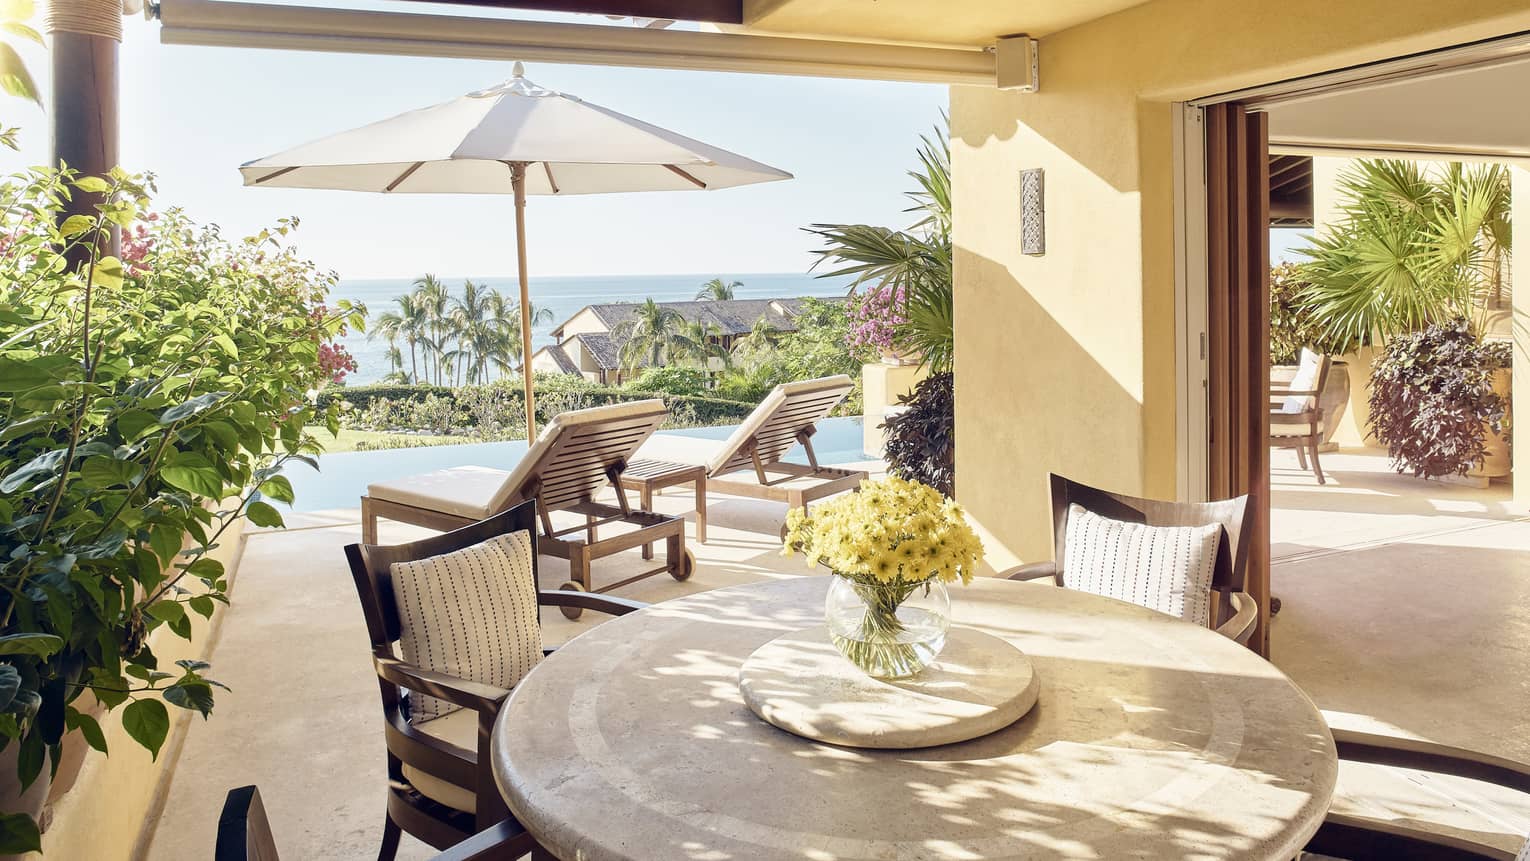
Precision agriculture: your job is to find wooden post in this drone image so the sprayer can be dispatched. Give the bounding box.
[46,0,123,258]
[511,161,536,441]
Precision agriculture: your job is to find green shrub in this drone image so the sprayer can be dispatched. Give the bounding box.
[1269,262,1338,365]
[0,168,361,847]
[625,367,709,397]
[335,381,756,438]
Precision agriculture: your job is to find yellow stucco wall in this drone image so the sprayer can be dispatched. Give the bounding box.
[950,0,1530,566]
[37,515,248,861]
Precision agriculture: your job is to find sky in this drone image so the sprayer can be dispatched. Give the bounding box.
[0,7,948,279]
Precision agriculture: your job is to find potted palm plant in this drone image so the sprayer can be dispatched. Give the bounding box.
[1298,159,1512,480]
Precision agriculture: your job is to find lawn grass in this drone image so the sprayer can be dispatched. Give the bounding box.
[306,426,468,453]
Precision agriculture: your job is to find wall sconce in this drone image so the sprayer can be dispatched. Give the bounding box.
[1020,168,1045,256]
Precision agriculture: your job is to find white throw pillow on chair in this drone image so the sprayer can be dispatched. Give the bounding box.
[1062,504,1221,627]
[1281,348,1323,414]
[390,530,541,723]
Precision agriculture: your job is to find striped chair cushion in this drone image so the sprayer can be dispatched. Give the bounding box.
[1517,835,1528,861]
[390,531,540,723]
[1062,504,1220,627]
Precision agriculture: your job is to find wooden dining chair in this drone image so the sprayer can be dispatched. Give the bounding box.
[1271,349,1332,485]
[1000,473,1257,645]
[344,500,643,860]
[1302,730,1530,860]
[216,784,542,860]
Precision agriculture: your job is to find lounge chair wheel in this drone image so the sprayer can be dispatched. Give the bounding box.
[558,581,586,620]
[672,548,695,582]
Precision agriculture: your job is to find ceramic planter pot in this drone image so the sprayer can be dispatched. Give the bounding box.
[1471,368,1512,479]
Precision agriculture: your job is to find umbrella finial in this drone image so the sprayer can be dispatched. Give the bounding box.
[512,61,525,78]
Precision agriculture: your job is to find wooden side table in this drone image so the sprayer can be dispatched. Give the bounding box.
[618,459,707,560]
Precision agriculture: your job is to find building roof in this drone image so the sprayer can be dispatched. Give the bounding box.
[573,332,625,371]
[533,343,580,375]
[551,296,846,340]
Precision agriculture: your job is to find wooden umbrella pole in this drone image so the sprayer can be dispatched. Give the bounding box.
[512,162,536,441]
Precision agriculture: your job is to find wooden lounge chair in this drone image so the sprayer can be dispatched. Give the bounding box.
[362,400,693,614]
[1000,473,1258,645]
[1303,729,1530,860]
[636,376,866,535]
[343,502,639,860]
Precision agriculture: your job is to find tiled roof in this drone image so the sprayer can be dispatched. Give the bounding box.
[535,343,580,375]
[552,296,846,339]
[573,332,624,370]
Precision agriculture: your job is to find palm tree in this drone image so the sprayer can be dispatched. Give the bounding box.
[451,279,496,384]
[613,299,689,374]
[674,318,729,370]
[695,278,742,301]
[486,289,554,375]
[730,317,780,370]
[371,292,427,382]
[1299,159,1512,352]
[806,116,954,372]
[412,274,452,385]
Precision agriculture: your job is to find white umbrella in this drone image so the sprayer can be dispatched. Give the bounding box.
[242,62,792,438]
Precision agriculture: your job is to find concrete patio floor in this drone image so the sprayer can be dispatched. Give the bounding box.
[139,445,1530,859]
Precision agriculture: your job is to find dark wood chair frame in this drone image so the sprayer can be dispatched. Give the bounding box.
[1270,352,1332,485]
[344,501,644,860]
[1000,473,1257,645]
[362,406,694,619]
[1304,729,1530,860]
[217,784,551,861]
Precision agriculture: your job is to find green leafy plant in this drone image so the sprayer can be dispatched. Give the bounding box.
[1269,262,1339,365]
[0,167,361,850]
[808,116,953,373]
[694,277,741,301]
[881,372,954,497]
[625,367,709,397]
[1298,160,1511,352]
[1368,320,1510,479]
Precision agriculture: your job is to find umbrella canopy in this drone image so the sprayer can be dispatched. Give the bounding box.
[241,64,792,195]
[242,63,791,440]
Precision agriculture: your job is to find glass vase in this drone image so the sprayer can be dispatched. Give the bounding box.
[825,574,951,679]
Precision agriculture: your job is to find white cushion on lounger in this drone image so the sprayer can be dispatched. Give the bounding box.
[367,465,509,520]
[366,399,670,518]
[402,707,478,813]
[633,433,726,467]
[704,376,854,475]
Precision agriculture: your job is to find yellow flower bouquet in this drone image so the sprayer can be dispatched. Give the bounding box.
[783,476,983,677]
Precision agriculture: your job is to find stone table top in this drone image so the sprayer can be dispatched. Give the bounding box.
[492,577,1337,861]
[738,625,1039,749]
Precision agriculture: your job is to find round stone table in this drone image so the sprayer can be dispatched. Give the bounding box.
[492,577,1336,861]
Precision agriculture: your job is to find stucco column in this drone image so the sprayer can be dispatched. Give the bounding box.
[45,0,122,257]
[1512,167,1530,508]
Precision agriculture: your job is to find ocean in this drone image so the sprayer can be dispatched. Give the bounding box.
[333,271,854,385]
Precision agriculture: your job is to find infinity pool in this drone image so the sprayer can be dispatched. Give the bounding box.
[281,416,869,512]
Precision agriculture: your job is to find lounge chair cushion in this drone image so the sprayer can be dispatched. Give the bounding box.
[365,399,670,518]
[368,465,511,520]
[704,376,854,475]
[1062,504,1220,627]
[390,530,540,722]
[402,707,478,813]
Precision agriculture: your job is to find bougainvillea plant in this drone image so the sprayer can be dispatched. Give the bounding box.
[0,166,362,851]
[846,284,907,355]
